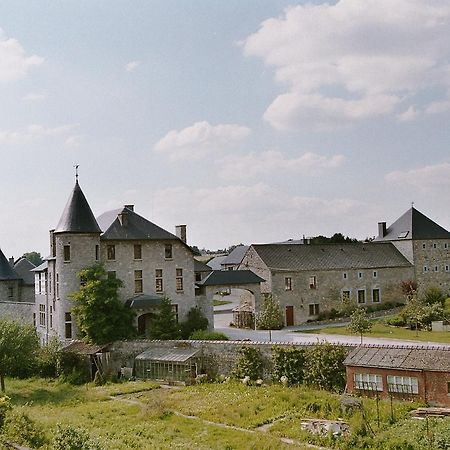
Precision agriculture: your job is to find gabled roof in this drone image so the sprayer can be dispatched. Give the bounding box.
[194,259,213,273]
[0,248,19,280]
[197,269,265,286]
[31,261,48,272]
[376,207,450,241]
[222,245,249,266]
[13,258,36,285]
[251,242,412,271]
[345,346,450,372]
[206,255,227,270]
[97,206,180,241]
[136,347,200,363]
[55,181,101,234]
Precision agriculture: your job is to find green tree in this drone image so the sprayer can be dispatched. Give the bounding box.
[0,320,39,392]
[21,251,43,266]
[180,306,208,339]
[71,264,135,345]
[256,295,283,330]
[348,307,372,344]
[148,296,181,340]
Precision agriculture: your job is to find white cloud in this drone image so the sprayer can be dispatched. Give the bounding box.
[385,162,450,191]
[218,150,344,180]
[125,60,141,72]
[397,105,420,122]
[22,93,46,102]
[154,121,251,161]
[242,1,450,130]
[0,28,43,82]
[0,124,78,145]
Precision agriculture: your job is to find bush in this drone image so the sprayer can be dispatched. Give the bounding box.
[36,337,61,378]
[422,286,446,306]
[180,307,209,339]
[0,396,11,428]
[53,423,103,450]
[233,346,263,381]
[2,409,46,448]
[272,346,306,385]
[256,295,283,330]
[189,330,229,340]
[58,351,91,385]
[385,315,406,327]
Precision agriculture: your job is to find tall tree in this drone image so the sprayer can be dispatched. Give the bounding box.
[21,251,43,266]
[71,264,135,345]
[0,320,39,392]
[348,307,372,344]
[148,296,180,340]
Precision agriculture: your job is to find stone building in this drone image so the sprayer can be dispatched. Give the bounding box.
[34,180,210,344]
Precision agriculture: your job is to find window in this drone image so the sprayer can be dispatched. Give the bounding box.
[372,288,380,303]
[176,268,183,291]
[165,244,173,259]
[39,304,45,326]
[309,276,317,289]
[422,243,426,249]
[65,312,72,339]
[387,375,418,394]
[434,265,439,272]
[423,265,428,273]
[445,243,448,249]
[155,269,163,292]
[446,265,449,272]
[8,286,13,298]
[285,277,292,291]
[49,272,52,294]
[134,270,143,293]
[172,304,179,322]
[49,306,53,328]
[354,373,383,391]
[358,272,363,279]
[134,244,142,260]
[373,271,377,278]
[56,273,59,298]
[195,272,202,282]
[433,243,437,249]
[33,313,36,328]
[309,303,320,316]
[107,245,116,260]
[343,272,347,280]
[63,245,71,262]
[357,289,366,304]
[447,381,450,395]
[107,271,116,279]
[342,290,351,302]
[95,245,99,261]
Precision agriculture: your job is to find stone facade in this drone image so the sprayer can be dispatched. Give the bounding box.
[0,300,35,324]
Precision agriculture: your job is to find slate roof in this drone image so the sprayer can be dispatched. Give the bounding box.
[136,347,200,362]
[251,242,412,271]
[222,245,249,266]
[97,206,180,241]
[13,258,36,285]
[0,248,19,280]
[63,340,109,355]
[31,261,48,272]
[194,259,213,273]
[197,269,265,286]
[345,346,450,372]
[375,207,450,241]
[55,182,101,234]
[206,255,227,270]
[125,294,162,309]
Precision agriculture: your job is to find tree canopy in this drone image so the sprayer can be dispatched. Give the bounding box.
[348,307,372,344]
[21,251,43,267]
[148,296,181,340]
[310,233,359,244]
[71,264,135,345]
[256,295,283,330]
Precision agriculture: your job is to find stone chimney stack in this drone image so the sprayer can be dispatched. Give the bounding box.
[9,257,14,267]
[124,204,134,212]
[378,222,387,238]
[175,225,187,244]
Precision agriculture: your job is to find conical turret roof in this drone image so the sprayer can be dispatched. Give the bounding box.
[55,181,101,234]
[0,248,19,280]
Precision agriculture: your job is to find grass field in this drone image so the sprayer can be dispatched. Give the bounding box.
[301,321,450,344]
[2,377,449,449]
[213,299,233,306]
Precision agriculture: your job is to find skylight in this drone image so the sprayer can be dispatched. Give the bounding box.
[397,231,409,239]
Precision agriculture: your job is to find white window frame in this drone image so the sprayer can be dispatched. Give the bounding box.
[342,272,347,280]
[354,373,383,391]
[387,375,418,394]
[285,277,292,291]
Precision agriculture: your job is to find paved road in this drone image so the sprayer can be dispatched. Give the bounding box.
[214,311,450,348]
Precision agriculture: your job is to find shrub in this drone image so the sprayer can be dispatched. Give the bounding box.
[256,295,283,330]
[272,346,306,385]
[0,396,11,428]
[422,286,446,306]
[233,346,263,381]
[385,315,406,327]
[180,307,209,339]
[2,409,46,448]
[53,423,103,450]
[36,337,61,378]
[58,351,91,385]
[189,330,229,340]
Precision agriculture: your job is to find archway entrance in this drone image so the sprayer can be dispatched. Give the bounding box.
[137,313,155,336]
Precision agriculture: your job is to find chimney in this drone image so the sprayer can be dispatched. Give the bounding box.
[118,211,128,227]
[50,229,56,257]
[378,222,387,238]
[124,204,134,212]
[9,257,14,267]
[175,225,187,244]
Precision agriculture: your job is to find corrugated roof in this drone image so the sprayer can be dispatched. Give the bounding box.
[375,207,450,241]
[13,258,36,284]
[252,242,412,271]
[55,181,101,234]
[97,206,181,242]
[0,248,19,280]
[197,269,265,286]
[222,246,249,265]
[344,346,450,372]
[136,347,199,362]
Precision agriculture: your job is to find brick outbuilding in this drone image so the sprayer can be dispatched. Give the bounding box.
[344,345,450,407]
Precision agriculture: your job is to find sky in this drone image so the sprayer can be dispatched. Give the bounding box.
[1,0,450,258]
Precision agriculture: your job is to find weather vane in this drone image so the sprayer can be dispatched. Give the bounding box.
[74,164,79,182]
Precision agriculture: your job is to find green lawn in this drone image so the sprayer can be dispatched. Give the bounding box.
[213,299,233,306]
[302,321,450,344]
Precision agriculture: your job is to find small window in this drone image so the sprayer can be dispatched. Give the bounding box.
[354,373,383,391]
[445,265,449,272]
[433,243,437,249]
[342,290,350,302]
[387,375,418,394]
[134,270,143,293]
[95,245,99,261]
[447,381,450,395]
[65,312,72,339]
[434,265,439,272]
[39,304,46,326]
[176,268,183,291]
[358,272,363,279]
[373,271,377,278]
[165,244,173,259]
[422,243,426,249]
[372,288,380,303]
[56,273,59,298]
[63,245,71,262]
[155,269,163,293]
[357,289,366,304]
[445,243,448,249]
[308,303,320,316]
[343,272,347,280]
[309,276,317,289]
[134,244,142,260]
[423,266,428,273]
[107,271,116,279]
[49,306,53,328]
[285,277,292,291]
[107,245,116,260]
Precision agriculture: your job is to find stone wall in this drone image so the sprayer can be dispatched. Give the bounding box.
[0,301,34,324]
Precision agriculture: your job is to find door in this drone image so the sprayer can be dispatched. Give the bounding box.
[285,305,294,326]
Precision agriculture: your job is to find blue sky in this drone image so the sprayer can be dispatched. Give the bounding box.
[1,0,450,258]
